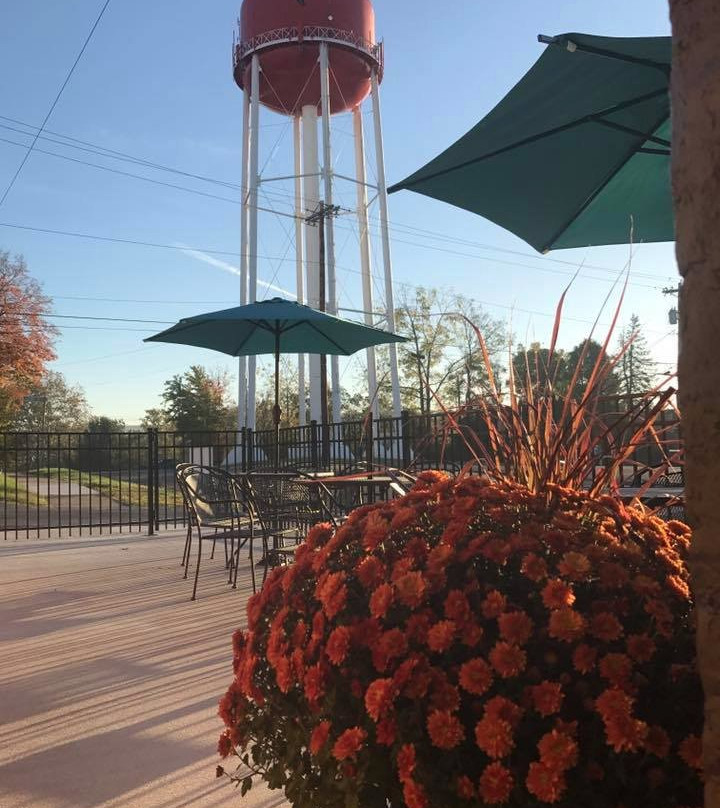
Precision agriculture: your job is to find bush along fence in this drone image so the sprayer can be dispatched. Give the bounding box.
[0,396,682,539]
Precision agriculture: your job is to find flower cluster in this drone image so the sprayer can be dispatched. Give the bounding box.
[218,472,702,807]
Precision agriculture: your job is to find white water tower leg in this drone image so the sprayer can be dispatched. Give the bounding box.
[353,106,379,419]
[238,86,250,429]
[319,43,342,424]
[302,104,323,424]
[294,116,307,426]
[371,69,402,420]
[246,54,261,431]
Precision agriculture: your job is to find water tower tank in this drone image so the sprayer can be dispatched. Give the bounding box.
[233,0,382,116]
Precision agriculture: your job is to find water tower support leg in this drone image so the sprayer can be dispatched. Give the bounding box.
[302,104,323,424]
[238,87,250,429]
[353,106,379,420]
[319,43,342,423]
[247,53,261,431]
[294,116,307,427]
[371,69,402,421]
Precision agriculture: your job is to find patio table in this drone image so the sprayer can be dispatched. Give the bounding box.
[617,486,684,503]
[294,471,396,511]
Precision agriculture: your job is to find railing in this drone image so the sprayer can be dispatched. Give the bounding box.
[233,24,383,74]
[0,397,682,539]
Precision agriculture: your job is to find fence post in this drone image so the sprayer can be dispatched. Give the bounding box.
[365,413,374,469]
[401,410,412,468]
[241,427,247,473]
[147,429,155,536]
[247,429,254,472]
[310,420,319,470]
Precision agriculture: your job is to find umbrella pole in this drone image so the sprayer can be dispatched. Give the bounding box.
[274,329,281,472]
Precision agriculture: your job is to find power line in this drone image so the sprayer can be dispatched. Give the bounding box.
[0,112,678,284]
[0,0,112,209]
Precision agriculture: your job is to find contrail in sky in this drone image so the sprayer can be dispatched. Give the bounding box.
[178,245,296,299]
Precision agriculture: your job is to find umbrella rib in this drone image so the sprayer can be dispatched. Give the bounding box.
[540,108,671,252]
[306,321,351,355]
[233,321,264,356]
[593,119,670,147]
[541,36,670,75]
[388,89,667,192]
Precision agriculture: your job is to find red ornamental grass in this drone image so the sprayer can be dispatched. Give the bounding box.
[218,474,702,807]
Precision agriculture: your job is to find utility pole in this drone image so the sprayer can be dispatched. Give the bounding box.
[305,201,341,429]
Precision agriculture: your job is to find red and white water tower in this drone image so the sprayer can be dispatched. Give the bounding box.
[233,0,401,429]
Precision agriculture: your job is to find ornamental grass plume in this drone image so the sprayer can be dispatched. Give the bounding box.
[218,474,702,807]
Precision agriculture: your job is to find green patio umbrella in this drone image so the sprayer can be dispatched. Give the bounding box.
[389,33,672,253]
[145,298,407,468]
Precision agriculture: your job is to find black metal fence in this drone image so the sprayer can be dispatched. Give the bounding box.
[1,399,682,539]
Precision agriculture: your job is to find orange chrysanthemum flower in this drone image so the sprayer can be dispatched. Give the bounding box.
[356,556,385,589]
[666,573,690,599]
[589,612,624,642]
[376,717,396,746]
[316,571,348,619]
[303,664,325,704]
[459,658,493,695]
[332,727,367,761]
[325,625,351,666]
[370,583,394,619]
[521,552,548,582]
[427,709,465,750]
[484,696,523,728]
[644,725,671,759]
[364,678,396,722]
[444,589,471,623]
[541,579,576,610]
[481,589,507,619]
[498,611,534,645]
[598,561,630,589]
[402,780,428,808]
[456,775,475,800]
[397,743,416,783]
[679,735,703,770]
[395,571,428,608]
[490,642,527,678]
[557,551,591,580]
[604,713,648,753]
[478,762,514,804]
[461,622,485,647]
[526,761,566,803]
[599,653,633,686]
[595,688,633,721]
[627,633,656,663]
[309,720,331,755]
[530,681,563,717]
[474,716,514,759]
[548,608,586,642]
[427,620,457,653]
[362,510,389,551]
[538,730,578,771]
[572,643,597,673]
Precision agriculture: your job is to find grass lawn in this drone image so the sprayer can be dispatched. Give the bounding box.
[0,472,48,506]
[34,468,183,509]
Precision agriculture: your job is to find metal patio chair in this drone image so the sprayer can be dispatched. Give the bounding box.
[178,465,256,599]
[243,471,339,586]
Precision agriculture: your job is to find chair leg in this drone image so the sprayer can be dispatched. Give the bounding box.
[191,530,203,601]
[227,536,235,585]
[224,536,230,570]
[210,536,216,560]
[183,531,192,580]
[181,523,191,567]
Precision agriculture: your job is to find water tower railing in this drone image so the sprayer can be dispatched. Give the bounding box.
[234,25,383,74]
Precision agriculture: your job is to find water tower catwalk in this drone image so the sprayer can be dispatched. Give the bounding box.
[233,0,402,429]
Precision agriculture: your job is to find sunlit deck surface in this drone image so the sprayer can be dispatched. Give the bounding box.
[0,531,286,808]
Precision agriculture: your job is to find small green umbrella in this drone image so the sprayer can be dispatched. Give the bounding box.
[145,298,407,468]
[389,33,672,253]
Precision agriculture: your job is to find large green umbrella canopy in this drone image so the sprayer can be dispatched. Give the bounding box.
[389,33,672,253]
[145,298,407,467]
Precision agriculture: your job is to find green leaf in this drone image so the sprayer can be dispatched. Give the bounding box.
[240,776,253,797]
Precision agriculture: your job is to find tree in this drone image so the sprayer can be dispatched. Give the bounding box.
[161,366,234,439]
[141,407,174,431]
[670,2,720,803]
[617,314,654,399]
[12,371,89,432]
[562,339,620,400]
[511,343,567,398]
[395,287,453,415]
[394,288,506,415]
[0,252,57,428]
[444,297,506,406]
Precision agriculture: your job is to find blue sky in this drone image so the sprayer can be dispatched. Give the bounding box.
[0,0,676,423]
